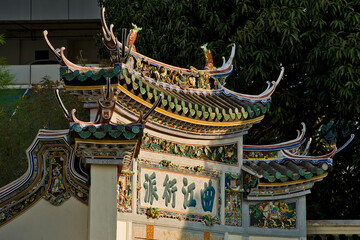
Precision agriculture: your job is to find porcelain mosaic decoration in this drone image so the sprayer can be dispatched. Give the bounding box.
[117,169,134,213]
[224,173,243,226]
[249,200,297,229]
[141,133,238,165]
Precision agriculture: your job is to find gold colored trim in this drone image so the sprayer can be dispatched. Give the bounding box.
[66,84,117,90]
[74,138,139,144]
[66,84,264,127]
[117,84,264,126]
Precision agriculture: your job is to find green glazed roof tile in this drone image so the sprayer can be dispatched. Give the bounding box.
[74,125,83,133]
[162,99,168,107]
[113,67,120,74]
[85,71,93,77]
[132,126,140,134]
[65,74,75,81]
[123,131,136,139]
[78,75,87,82]
[147,91,153,100]
[181,100,186,107]
[169,102,175,109]
[60,68,67,75]
[203,112,209,119]
[78,131,91,139]
[262,106,267,114]
[117,125,125,132]
[94,132,106,139]
[132,81,139,90]
[92,74,101,80]
[236,112,242,119]
[109,131,122,138]
[104,124,112,132]
[88,125,97,133]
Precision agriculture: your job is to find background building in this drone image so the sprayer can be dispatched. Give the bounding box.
[0,0,100,86]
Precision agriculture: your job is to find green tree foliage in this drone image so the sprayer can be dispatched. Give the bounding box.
[97,0,360,219]
[0,78,88,187]
[0,34,14,87]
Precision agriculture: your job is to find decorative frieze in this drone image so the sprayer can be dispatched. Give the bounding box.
[243,151,278,160]
[224,173,243,226]
[44,155,71,205]
[249,200,297,229]
[141,133,238,165]
[117,170,134,213]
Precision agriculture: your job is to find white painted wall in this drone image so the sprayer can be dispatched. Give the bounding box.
[0,198,88,240]
[117,220,127,240]
[228,234,243,240]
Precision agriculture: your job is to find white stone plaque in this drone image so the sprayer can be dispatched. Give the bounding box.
[137,161,221,222]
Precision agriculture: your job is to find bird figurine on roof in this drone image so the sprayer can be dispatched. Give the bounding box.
[127,23,142,52]
[201,43,216,70]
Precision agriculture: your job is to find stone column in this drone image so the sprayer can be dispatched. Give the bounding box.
[88,164,118,240]
[71,122,144,240]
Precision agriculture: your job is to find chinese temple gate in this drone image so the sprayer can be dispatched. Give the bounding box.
[0,8,354,240]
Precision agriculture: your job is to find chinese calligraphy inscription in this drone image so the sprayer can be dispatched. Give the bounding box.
[138,161,220,222]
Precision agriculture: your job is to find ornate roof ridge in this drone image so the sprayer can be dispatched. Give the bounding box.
[243,122,306,151]
[101,8,235,76]
[122,63,283,103]
[242,133,355,185]
[46,8,284,105]
[43,30,101,72]
[60,47,100,72]
[281,133,354,160]
[220,67,285,103]
[281,147,337,160]
[100,7,284,100]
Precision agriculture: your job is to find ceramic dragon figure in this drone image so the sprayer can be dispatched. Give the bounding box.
[127,23,142,52]
[201,43,215,70]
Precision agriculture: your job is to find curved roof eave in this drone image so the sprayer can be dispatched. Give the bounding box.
[243,122,306,151]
